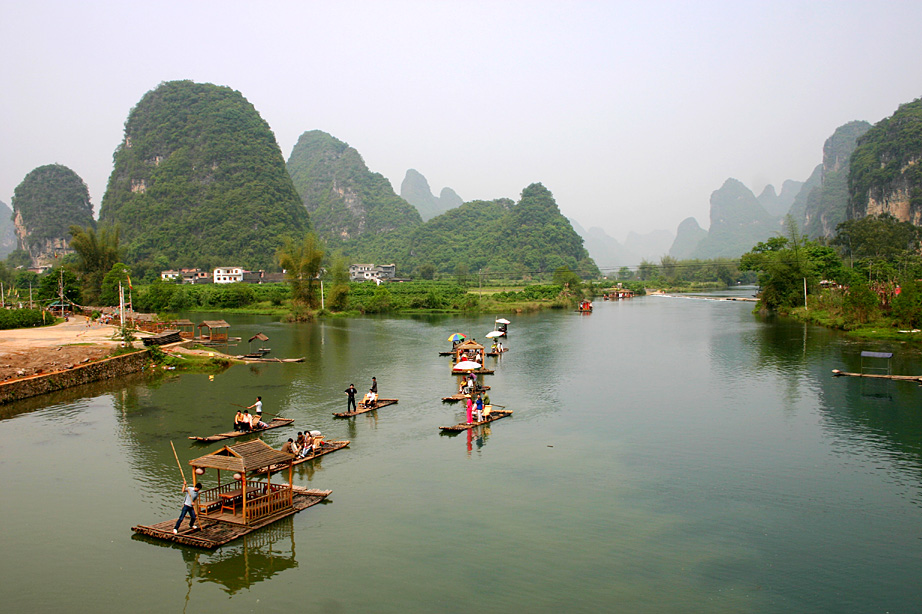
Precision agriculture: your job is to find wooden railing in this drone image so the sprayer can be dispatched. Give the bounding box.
[245,484,293,522]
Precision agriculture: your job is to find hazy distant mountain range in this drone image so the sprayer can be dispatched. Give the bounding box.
[400,169,463,222]
[6,80,920,276]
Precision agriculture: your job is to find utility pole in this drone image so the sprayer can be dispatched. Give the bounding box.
[59,268,65,318]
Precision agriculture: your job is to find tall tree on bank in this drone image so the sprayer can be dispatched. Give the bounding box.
[69,225,121,305]
[277,233,324,309]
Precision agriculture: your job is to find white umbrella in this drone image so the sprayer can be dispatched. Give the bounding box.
[485,331,503,338]
[453,360,482,371]
[495,318,511,325]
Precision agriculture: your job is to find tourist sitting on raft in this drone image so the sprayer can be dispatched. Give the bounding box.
[250,412,268,430]
[281,438,296,455]
[234,410,250,432]
[362,389,377,407]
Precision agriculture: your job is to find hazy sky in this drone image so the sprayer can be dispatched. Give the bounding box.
[2,1,921,242]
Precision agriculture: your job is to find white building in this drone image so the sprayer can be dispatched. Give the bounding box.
[213,267,244,284]
[161,270,181,281]
[349,263,396,282]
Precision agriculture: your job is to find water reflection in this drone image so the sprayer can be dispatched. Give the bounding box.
[134,516,299,596]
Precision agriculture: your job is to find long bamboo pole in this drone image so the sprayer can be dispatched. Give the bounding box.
[171,441,187,485]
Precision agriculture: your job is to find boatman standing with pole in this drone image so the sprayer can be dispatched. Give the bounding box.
[344,384,357,413]
[173,481,201,534]
[247,396,263,419]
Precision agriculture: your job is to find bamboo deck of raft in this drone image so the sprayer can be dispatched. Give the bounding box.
[258,440,350,474]
[333,398,398,418]
[131,487,331,549]
[439,409,512,431]
[189,418,295,442]
[452,368,494,375]
[832,369,922,383]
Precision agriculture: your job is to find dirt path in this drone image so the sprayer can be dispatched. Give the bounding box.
[0,317,123,382]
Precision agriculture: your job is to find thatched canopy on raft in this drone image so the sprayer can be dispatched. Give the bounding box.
[190,439,293,474]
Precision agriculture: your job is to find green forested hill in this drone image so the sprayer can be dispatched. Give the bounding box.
[98,80,308,270]
[11,164,94,264]
[0,199,19,258]
[848,97,922,223]
[287,130,422,242]
[344,183,599,278]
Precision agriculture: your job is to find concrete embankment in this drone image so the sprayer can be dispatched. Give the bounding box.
[0,349,150,405]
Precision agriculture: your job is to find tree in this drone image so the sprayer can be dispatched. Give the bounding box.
[454,263,470,286]
[740,218,823,312]
[6,250,32,269]
[416,263,436,280]
[69,224,121,304]
[553,266,581,290]
[327,252,351,311]
[37,267,82,305]
[277,232,325,308]
[99,263,131,306]
[617,266,634,281]
[833,213,922,261]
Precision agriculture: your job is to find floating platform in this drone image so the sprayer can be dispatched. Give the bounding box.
[258,440,350,474]
[131,487,331,549]
[439,409,512,431]
[832,369,922,383]
[189,418,295,442]
[333,398,398,418]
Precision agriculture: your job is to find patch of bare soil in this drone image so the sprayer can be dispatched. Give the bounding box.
[0,318,123,383]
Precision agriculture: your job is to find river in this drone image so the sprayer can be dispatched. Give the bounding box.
[1,290,921,613]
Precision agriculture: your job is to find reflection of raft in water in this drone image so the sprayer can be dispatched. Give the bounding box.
[333,398,398,418]
[189,418,294,442]
[439,409,512,431]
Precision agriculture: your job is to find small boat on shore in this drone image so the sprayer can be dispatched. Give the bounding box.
[333,398,398,418]
[234,356,304,363]
[189,418,294,442]
[439,409,512,431]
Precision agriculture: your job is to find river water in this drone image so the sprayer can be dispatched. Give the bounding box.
[2,291,921,613]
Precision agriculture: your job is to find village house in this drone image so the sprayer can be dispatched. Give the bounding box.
[349,263,397,282]
[213,267,244,284]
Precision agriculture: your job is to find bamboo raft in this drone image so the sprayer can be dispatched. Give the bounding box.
[333,398,398,418]
[832,369,922,383]
[131,487,331,549]
[439,409,512,431]
[258,440,350,474]
[189,418,295,442]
